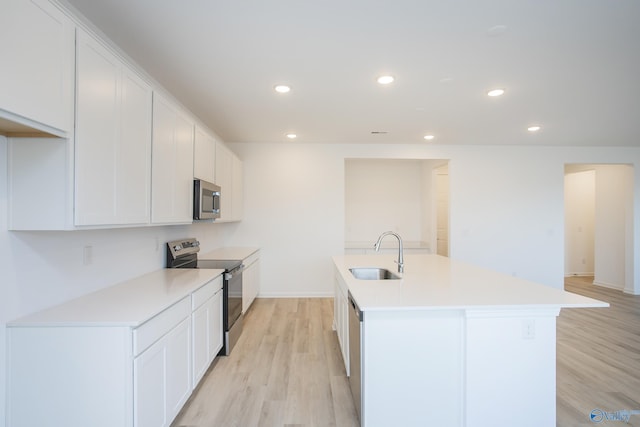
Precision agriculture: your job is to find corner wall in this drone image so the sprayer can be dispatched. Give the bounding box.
[594,165,634,291]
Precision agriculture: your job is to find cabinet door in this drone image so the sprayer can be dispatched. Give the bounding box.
[210,288,223,358]
[166,318,192,422]
[116,71,153,223]
[134,336,168,427]
[192,289,223,387]
[75,29,152,226]
[214,141,233,220]
[0,0,74,134]
[151,94,195,224]
[242,259,259,313]
[215,142,243,222]
[231,154,244,221]
[334,276,349,374]
[75,30,119,225]
[134,317,191,427]
[194,126,216,183]
[192,299,210,386]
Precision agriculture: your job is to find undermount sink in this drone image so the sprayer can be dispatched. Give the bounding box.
[349,267,400,280]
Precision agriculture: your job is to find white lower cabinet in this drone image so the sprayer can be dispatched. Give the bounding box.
[242,250,260,313]
[7,275,224,427]
[334,272,349,374]
[134,317,191,427]
[192,283,223,386]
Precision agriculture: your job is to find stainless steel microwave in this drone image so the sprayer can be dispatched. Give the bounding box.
[194,179,221,220]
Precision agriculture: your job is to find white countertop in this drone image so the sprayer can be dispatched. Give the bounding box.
[333,254,608,311]
[8,268,224,327]
[200,246,259,261]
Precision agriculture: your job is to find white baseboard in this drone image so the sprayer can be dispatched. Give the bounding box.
[593,280,624,291]
[564,272,594,277]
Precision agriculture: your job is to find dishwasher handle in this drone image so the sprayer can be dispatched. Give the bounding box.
[348,293,363,322]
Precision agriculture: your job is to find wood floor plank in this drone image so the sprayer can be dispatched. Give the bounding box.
[173,277,640,427]
[557,276,640,427]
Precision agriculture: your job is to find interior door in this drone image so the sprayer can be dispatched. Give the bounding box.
[435,166,450,257]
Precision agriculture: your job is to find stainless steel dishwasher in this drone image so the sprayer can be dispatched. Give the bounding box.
[348,291,363,422]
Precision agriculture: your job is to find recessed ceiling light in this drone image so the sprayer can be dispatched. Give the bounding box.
[377,75,395,85]
[487,25,507,36]
[487,88,505,97]
[527,125,541,132]
[286,133,297,139]
[274,85,291,93]
[423,135,435,141]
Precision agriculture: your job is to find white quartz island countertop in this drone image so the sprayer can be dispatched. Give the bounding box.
[8,268,224,327]
[333,254,608,311]
[333,254,608,427]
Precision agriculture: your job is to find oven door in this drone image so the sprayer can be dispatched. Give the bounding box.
[225,264,244,329]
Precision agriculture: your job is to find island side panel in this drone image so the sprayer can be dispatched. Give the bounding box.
[362,310,464,427]
[7,326,133,427]
[464,310,559,427]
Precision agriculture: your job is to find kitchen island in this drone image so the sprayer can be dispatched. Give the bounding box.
[333,254,607,427]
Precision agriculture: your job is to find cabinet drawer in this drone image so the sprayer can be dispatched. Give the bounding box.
[192,275,223,310]
[244,251,260,268]
[133,297,190,356]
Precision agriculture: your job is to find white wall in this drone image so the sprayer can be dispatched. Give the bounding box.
[0,134,237,426]
[564,170,595,276]
[345,159,425,244]
[594,165,634,291]
[230,142,640,299]
[226,143,344,296]
[421,162,434,246]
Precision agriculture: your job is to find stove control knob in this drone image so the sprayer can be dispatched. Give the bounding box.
[173,244,182,251]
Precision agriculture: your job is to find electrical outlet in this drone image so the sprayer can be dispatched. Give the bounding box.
[83,245,93,266]
[522,319,535,339]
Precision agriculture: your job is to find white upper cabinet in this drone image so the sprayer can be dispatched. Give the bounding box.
[215,141,243,222]
[232,154,244,220]
[152,93,195,224]
[75,28,152,226]
[194,126,216,183]
[0,0,74,136]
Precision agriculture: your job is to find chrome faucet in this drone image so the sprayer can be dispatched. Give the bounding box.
[374,231,404,273]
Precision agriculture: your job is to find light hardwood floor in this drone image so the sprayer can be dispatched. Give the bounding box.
[558,277,640,427]
[172,298,359,427]
[173,278,640,427]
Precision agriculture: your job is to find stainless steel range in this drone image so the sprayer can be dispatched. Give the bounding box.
[166,238,244,356]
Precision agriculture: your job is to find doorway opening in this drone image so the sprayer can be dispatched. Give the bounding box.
[564,164,634,293]
[344,159,449,256]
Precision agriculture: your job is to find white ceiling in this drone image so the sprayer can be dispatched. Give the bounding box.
[63,0,640,147]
